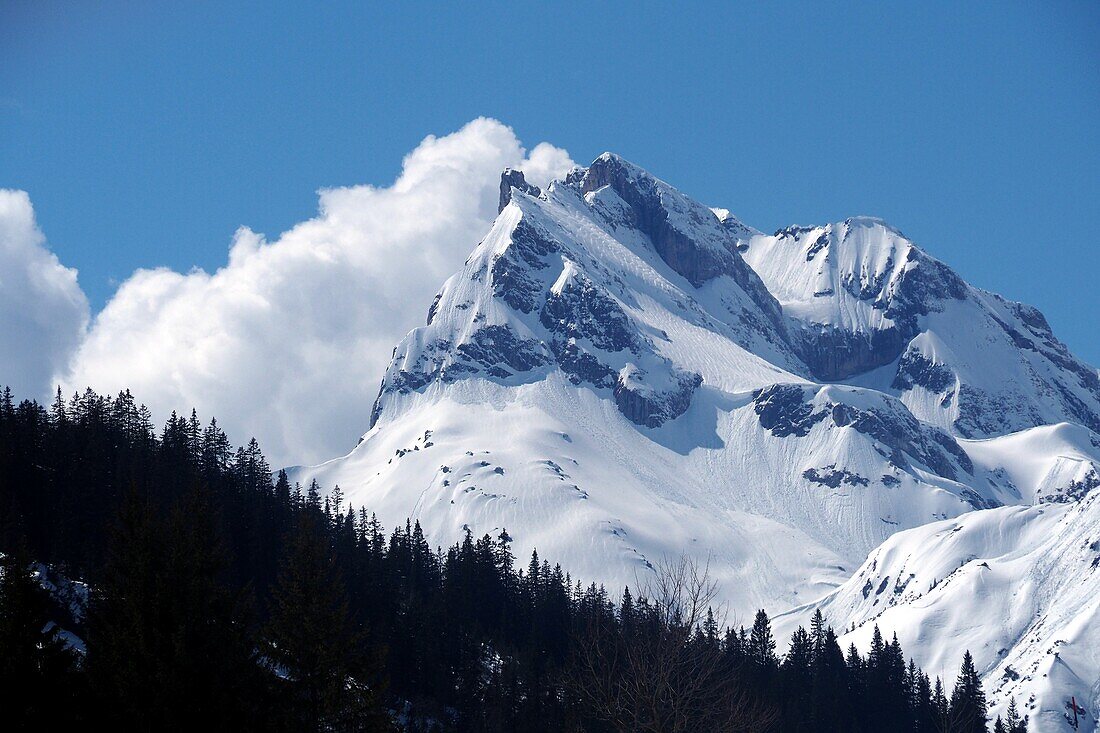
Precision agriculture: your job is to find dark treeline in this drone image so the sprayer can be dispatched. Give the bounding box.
[0,387,1025,732]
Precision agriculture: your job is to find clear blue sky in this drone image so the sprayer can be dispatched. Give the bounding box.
[3,1,1098,365]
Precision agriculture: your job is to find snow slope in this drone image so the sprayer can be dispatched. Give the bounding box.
[295,153,1100,726]
[776,488,1100,732]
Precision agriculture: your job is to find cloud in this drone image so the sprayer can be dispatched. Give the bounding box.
[0,190,89,399]
[58,118,574,466]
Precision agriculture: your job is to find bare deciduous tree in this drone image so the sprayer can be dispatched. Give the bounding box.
[570,555,776,733]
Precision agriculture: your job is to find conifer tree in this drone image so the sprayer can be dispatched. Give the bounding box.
[0,384,986,732]
[949,650,988,733]
[1005,696,1026,733]
[932,676,950,732]
[914,669,935,732]
[780,626,813,731]
[749,609,778,671]
[264,512,389,731]
[808,614,846,730]
[87,489,261,728]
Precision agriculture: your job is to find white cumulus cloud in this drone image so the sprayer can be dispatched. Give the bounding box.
[0,190,89,399]
[58,118,574,466]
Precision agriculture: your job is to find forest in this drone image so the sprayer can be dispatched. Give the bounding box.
[0,386,1027,732]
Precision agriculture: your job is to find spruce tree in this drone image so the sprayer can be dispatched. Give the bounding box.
[915,670,935,732]
[780,626,813,731]
[749,609,778,670]
[949,650,988,733]
[1005,696,1026,733]
[87,489,261,728]
[932,676,950,732]
[264,512,389,731]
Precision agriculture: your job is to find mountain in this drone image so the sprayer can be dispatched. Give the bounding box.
[294,153,1100,730]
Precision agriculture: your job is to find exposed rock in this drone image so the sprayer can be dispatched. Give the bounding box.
[892,350,956,393]
[576,155,739,287]
[455,325,551,374]
[540,268,637,352]
[614,367,702,428]
[490,218,558,313]
[830,401,974,482]
[798,324,908,382]
[1038,468,1100,504]
[954,385,1045,439]
[498,168,541,213]
[550,339,615,388]
[803,465,871,488]
[753,384,829,438]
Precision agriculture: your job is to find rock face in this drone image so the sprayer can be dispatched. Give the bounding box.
[498,168,541,214]
[891,348,955,393]
[749,219,968,382]
[752,383,977,495]
[796,323,909,382]
[614,366,702,428]
[569,154,786,333]
[573,154,743,287]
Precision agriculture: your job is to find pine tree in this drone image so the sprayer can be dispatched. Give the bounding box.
[809,619,846,731]
[932,676,950,733]
[868,624,886,671]
[86,493,167,726]
[780,626,813,731]
[749,609,778,670]
[701,606,719,645]
[1005,696,1026,733]
[949,650,988,733]
[915,670,935,732]
[87,489,262,728]
[845,641,865,699]
[264,512,389,731]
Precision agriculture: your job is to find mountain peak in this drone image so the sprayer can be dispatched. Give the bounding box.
[842,215,902,233]
[299,154,1100,720]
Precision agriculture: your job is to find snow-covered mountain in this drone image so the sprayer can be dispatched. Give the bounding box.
[295,153,1100,730]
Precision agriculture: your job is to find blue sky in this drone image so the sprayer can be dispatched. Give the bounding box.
[2,0,1098,368]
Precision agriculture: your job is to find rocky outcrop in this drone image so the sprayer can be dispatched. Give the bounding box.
[455,325,551,375]
[613,367,702,428]
[892,349,956,393]
[753,384,829,438]
[540,268,637,352]
[829,400,974,483]
[576,157,736,286]
[1038,467,1099,504]
[803,465,871,488]
[490,218,558,313]
[498,168,541,213]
